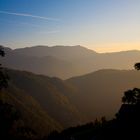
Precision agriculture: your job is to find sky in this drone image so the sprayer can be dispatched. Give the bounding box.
[0,0,140,52]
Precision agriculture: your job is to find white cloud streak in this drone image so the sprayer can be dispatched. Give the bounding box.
[0,10,59,21]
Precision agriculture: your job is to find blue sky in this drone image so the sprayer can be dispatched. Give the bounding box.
[0,0,140,52]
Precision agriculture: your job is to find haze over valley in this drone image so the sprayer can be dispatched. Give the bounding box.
[2,45,140,79]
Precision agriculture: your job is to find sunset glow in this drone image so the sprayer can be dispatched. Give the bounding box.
[0,0,140,52]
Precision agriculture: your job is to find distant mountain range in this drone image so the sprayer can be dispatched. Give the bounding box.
[2,45,140,79]
[1,68,140,137]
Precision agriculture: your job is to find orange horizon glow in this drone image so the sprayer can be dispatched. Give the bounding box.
[88,42,140,53]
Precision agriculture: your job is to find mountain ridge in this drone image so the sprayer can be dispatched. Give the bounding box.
[1,45,140,79]
[1,67,140,137]
[66,69,140,120]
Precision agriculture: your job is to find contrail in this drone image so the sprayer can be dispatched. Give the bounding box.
[0,10,59,21]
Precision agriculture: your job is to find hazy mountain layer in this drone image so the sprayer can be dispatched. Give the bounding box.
[3,68,140,121]
[1,69,84,130]
[2,45,140,79]
[67,69,140,120]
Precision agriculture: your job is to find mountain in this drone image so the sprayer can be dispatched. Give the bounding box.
[0,88,62,138]
[13,45,97,60]
[66,69,140,120]
[2,48,75,78]
[1,68,140,137]
[2,45,140,79]
[0,69,85,137]
[1,45,98,79]
[2,55,74,79]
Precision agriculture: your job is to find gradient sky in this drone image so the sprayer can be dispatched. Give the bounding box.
[0,0,140,52]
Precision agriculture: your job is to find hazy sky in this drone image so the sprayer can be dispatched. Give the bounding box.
[0,0,140,52]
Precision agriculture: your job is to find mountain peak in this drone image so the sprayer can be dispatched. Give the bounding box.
[13,45,97,58]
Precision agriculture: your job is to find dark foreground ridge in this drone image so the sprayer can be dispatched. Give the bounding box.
[47,102,140,140]
[1,88,140,140]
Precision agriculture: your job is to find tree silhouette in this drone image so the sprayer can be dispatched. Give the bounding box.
[122,63,140,104]
[122,89,137,104]
[134,63,140,70]
[0,46,5,57]
[133,88,140,103]
[0,46,9,90]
